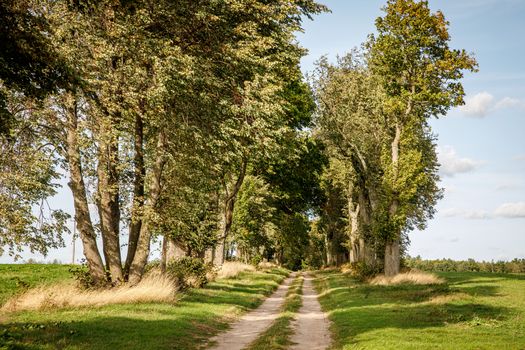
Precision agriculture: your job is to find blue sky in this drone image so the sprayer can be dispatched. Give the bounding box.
[1,0,524,263]
[297,0,525,261]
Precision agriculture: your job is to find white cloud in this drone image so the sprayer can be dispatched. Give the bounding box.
[459,92,525,117]
[514,154,525,161]
[494,97,522,109]
[494,202,525,218]
[440,208,491,220]
[459,92,494,117]
[438,146,484,177]
[441,202,525,220]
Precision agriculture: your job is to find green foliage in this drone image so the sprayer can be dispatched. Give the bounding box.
[166,257,213,289]
[405,256,525,274]
[0,0,76,134]
[69,263,99,289]
[0,91,68,259]
[343,262,384,281]
[231,175,275,262]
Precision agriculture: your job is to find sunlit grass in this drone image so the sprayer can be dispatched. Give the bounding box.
[313,270,525,349]
[0,265,289,349]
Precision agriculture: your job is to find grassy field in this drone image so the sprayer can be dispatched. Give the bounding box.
[314,269,525,349]
[0,265,288,350]
[0,264,73,305]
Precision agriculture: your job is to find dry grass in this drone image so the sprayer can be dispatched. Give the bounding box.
[257,261,279,270]
[369,270,445,286]
[340,263,353,274]
[217,261,256,279]
[2,273,177,312]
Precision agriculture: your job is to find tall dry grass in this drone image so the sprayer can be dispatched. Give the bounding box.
[369,270,444,286]
[2,273,177,312]
[216,261,256,279]
[257,261,278,270]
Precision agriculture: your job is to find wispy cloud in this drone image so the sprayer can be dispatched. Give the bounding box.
[459,92,525,118]
[514,154,525,161]
[437,146,484,177]
[440,208,491,220]
[494,202,525,218]
[441,202,525,219]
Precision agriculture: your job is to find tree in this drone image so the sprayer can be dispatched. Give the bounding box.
[0,89,69,260]
[0,0,76,134]
[313,53,386,268]
[368,0,477,275]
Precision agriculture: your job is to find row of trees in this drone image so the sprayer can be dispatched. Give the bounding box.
[405,257,525,274]
[1,0,477,282]
[312,0,477,275]
[1,0,327,285]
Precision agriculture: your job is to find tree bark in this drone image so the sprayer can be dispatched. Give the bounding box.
[160,236,186,271]
[347,191,360,263]
[96,120,124,283]
[124,113,145,275]
[128,132,166,284]
[213,158,247,265]
[385,120,403,276]
[66,96,106,285]
[357,190,376,267]
[384,239,400,276]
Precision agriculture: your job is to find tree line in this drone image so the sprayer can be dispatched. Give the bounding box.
[0,0,476,285]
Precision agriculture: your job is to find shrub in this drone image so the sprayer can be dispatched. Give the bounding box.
[69,263,97,289]
[341,262,383,281]
[166,257,213,289]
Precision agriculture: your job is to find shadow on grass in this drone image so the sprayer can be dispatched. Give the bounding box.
[0,316,216,350]
[314,270,516,349]
[0,269,289,350]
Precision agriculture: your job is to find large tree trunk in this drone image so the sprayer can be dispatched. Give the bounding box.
[357,190,376,267]
[384,239,400,276]
[347,191,360,263]
[324,234,334,266]
[66,96,106,285]
[96,120,124,283]
[385,121,403,276]
[160,236,186,272]
[128,132,166,285]
[125,114,145,275]
[213,158,247,265]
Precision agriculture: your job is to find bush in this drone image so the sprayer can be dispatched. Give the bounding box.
[166,257,213,289]
[341,262,382,281]
[69,263,97,289]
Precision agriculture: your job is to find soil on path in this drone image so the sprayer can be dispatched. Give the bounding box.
[289,273,331,350]
[207,272,297,350]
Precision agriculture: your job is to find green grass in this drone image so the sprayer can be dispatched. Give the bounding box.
[0,266,288,350]
[247,273,304,350]
[0,264,73,304]
[313,269,525,350]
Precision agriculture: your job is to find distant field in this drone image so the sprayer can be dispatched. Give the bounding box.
[314,270,525,349]
[0,265,288,349]
[0,264,73,304]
